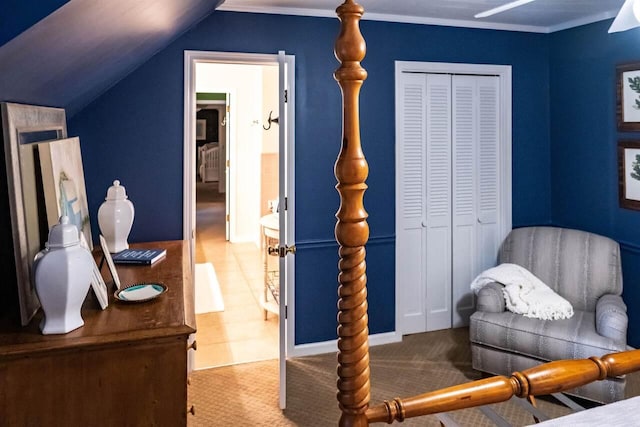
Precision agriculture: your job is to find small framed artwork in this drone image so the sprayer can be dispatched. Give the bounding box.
[618,140,640,210]
[99,235,121,290]
[90,258,109,310]
[79,233,108,309]
[38,136,93,250]
[196,119,206,140]
[617,63,640,131]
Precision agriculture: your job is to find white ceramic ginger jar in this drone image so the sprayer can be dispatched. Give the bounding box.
[33,216,93,335]
[98,180,135,253]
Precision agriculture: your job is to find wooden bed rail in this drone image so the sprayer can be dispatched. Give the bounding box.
[366,348,640,424]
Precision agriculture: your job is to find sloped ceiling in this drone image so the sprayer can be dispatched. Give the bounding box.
[0,0,223,117]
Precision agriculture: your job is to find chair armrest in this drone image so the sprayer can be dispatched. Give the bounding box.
[596,294,628,342]
[476,282,505,313]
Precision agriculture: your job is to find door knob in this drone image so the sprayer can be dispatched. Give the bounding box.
[268,245,296,257]
[268,246,280,256]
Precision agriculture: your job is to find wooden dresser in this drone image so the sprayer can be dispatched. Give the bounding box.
[0,240,196,426]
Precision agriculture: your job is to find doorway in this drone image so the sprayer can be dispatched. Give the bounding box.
[194,61,280,368]
[183,51,295,410]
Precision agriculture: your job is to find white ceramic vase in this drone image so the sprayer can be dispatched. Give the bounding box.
[98,180,135,253]
[33,216,93,335]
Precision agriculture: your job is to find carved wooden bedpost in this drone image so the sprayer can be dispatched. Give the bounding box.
[334,1,370,426]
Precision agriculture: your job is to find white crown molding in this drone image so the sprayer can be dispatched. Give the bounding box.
[216,4,619,34]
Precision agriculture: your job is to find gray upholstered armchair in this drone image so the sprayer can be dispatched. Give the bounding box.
[469,226,629,403]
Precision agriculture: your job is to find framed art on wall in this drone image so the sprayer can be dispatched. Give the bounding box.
[617,62,640,131]
[196,119,206,140]
[196,108,219,144]
[618,140,640,210]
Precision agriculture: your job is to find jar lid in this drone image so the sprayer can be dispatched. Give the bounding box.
[105,179,128,201]
[48,216,80,248]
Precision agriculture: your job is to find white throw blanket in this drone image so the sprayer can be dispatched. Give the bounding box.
[471,263,574,320]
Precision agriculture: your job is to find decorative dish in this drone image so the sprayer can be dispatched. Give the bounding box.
[114,283,167,303]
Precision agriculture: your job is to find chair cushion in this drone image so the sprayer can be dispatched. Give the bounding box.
[470,309,627,363]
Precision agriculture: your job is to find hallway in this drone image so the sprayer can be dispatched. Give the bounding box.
[194,181,278,369]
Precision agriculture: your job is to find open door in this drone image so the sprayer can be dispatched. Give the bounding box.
[223,93,231,241]
[278,51,295,410]
[183,49,295,410]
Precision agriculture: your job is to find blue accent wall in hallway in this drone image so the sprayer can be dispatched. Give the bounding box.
[69,11,552,345]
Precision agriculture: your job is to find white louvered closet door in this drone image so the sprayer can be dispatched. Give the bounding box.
[397,71,502,334]
[451,75,500,327]
[424,74,453,331]
[475,77,502,280]
[396,73,428,335]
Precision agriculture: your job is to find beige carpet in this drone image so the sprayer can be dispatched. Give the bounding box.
[188,328,640,426]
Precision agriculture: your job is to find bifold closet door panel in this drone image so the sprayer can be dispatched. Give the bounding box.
[424,73,453,331]
[396,72,453,333]
[451,75,477,328]
[396,72,429,335]
[451,75,500,327]
[476,76,502,277]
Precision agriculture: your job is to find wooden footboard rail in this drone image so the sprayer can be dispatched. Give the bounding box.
[333,1,640,426]
[366,349,640,424]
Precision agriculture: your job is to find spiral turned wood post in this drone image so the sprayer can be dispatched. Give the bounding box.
[334,1,370,426]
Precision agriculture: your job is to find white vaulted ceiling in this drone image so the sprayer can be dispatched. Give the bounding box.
[219,0,625,33]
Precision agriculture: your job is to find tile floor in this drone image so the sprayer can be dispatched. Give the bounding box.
[194,182,279,369]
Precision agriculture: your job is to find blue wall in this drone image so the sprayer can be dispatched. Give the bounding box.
[550,20,640,347]
[0,0,68,47]
[69,11,552,345]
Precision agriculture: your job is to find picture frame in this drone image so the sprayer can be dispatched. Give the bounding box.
[1,102,67,325]
[78,227,107,310]
[38,136,106,307]
[38,136,93,250]
[618,140,640,210]
[196,109,219,143]
[99,235,121,290]
[196,119,206,140]
[617,63,640,131]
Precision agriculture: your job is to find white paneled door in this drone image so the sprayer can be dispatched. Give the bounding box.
[396,62,512,335]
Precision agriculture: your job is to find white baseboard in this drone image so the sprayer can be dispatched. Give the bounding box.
[289,331,402,358]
